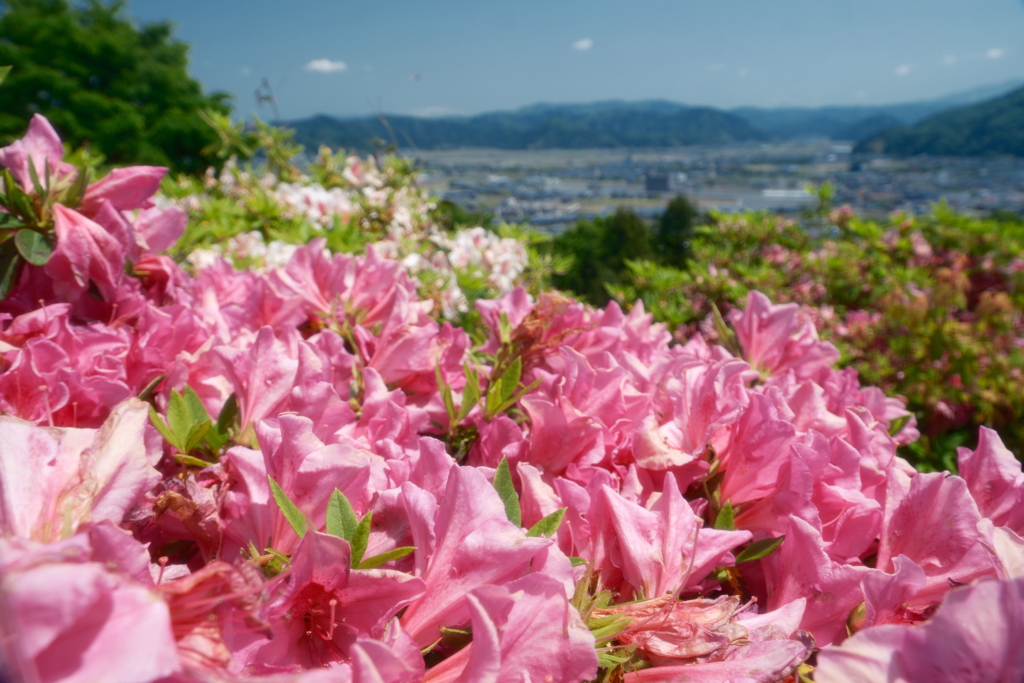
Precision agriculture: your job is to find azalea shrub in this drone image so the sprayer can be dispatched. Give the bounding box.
[159,113,561,323]
[610,205,1024,471]
[2,113,1024,683]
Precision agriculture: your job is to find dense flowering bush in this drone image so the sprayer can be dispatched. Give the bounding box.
[160,132,539,321]
[2,116,1024,683]
[612,206,1024,471]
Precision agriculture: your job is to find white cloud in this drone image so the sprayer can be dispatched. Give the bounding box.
[987,48,1005,59]
[737,68,748,77]
[240,66,251,75]
[305,59,348,73]
[942,54,957,66]
[573,38,593,51]
[894,63,913,76]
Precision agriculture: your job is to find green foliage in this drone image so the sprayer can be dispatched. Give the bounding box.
[735,536,785,563]
[0,0,231,172]
[431,199,492,232]
[0,138,93,295]
[326,489,360,542]
[526,508,567,538]
[148,387,236,466]
[268,476,310,538]
[493,456,522,527]
[713,501,736,531]
[608,206,1024,469]
[199,110,303,180]
[553,207,655,306]
[655,195,698,268]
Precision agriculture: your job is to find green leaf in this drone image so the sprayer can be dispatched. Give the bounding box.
[269,476,309,538]
[166,389,191,449]
[457,365,480,422]
[714,501,736,531]
[711,302,743,358]
[174,452,215,468]
[148,406,178,449]
[0,237,23,299]
[0,66,11,87]
[350,511,372,566]
[183,386,211,423]
[215,393,239,434]
[326,489,359,541]
[13,229,51,266]
[6,171,38,223]
[203,394,235,453]
[493,456,521,527]
[0,212,25,229]
[435,364,454,423]
[137,373,166,402]
[184,420,212,454]
[500,356,522,404]
[494,376,542,416]
[590,615,633,643]
[64,166,90,208]
[526,507,566,538]
[498,310,512,345]
[736,535,785,564]
[888,414,911,437]
[356,546,416,569]
[26,158,44,197]
[568,556,588,567]
[485,377,504,416]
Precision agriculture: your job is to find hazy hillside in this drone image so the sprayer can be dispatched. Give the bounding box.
[855,85,1024,157]
[731,78,1023,140]
[290,102,767,151]
[289,80,1024,151]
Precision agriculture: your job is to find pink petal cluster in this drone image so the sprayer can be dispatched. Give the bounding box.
[2,116,1024,683]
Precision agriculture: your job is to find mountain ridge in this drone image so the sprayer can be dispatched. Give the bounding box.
[854,84,1024,157]
[288,79,1024,152]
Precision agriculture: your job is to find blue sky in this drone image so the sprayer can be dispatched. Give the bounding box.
[129,0,1024,120]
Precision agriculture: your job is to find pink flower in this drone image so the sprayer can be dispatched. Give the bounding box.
[78,166,167,215]
[399,466,552,646]
[45,204,126,300]
[423,574,597,683]
[242,531,425,672]
[0,399,159,542]
[958,426,1024,534]
[592,475,751,599]
[0,523,180,683]
[763,516,871,646]
[877,470,996,603]
[816,576,1024,683]
[729,291,840,379]
[214,326,300,430]
[0,114,75,191]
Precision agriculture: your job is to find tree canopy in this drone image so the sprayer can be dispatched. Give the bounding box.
[0,0,231,172]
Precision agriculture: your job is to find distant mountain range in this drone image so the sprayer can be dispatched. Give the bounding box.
[289,79,1024,154]
[292,103,768,152]
[855,84,1024,157]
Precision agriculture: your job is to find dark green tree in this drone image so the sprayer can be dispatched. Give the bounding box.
[654,195,697,268]
[553,207,654,306]
[0,0,231,172]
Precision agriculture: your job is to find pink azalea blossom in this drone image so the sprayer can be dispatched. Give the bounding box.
[0,523,180,683]
[0,114,76,191]
[817,576,1024,683]
[0,399,159,542]
[423,574,597,683]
